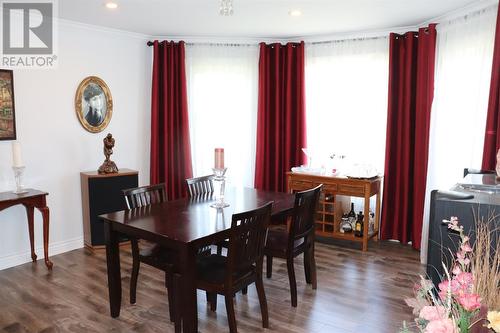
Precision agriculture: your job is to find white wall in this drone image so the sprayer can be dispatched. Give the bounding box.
[0,21,152,270]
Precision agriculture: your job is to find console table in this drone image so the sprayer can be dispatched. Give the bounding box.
[287,172,382,251]
[0,189,52,269]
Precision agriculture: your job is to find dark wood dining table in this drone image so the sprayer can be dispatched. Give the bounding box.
[99,187,295,333]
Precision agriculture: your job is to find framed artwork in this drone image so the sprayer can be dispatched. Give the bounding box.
[0,69,16,141]
[75,76,113,133]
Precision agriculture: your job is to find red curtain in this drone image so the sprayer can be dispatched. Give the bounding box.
[481,5,500,170]
[380,25,437,250]
[150,40,193,200]
[255,42,307,192]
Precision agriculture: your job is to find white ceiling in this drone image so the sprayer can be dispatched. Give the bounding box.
[59,0,484,39]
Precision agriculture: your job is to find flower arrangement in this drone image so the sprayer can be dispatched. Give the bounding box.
[401,217,499,333]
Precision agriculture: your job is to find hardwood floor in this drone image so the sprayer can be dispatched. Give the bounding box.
[0,241,423,333]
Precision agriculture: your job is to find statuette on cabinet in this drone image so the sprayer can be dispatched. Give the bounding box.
[98,133,118,174]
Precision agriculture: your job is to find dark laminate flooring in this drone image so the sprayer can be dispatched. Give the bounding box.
[0,241,423,333]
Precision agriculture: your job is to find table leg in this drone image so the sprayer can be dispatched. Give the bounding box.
[37,206,53,269]
[362,192,370,252]
[179,244,197,333]
[23,204,37,262]
[374,191,381,241]
[104,221,122,318]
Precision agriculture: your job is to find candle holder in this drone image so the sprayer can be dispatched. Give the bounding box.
[210,167,229,208]
[12,166,28,194]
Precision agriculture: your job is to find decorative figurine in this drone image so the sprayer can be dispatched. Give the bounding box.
[98,133,119,174]
[496,149,500,179]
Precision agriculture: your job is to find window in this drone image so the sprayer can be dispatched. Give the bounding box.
[185,44,259,187]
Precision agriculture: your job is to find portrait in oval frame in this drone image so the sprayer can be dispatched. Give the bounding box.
[75,76,113,133]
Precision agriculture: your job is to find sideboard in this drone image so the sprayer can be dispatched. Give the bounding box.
[80,169,138,251]
[287,172,382,251]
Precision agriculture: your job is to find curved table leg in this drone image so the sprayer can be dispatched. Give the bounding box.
[23,204,37,262]
[37,206,53,269]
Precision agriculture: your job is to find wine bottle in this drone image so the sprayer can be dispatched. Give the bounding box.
[355,211,364,237]
[347,203,356,231]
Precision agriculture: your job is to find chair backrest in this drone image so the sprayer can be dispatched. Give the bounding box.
[122,183,167,209]
[289,184,322,243]
[186,175,214,197]
[226,202,273,282]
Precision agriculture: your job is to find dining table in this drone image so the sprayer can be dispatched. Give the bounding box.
[99,186,295,333]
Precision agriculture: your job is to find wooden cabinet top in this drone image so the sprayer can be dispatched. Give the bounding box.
[287,172,382,185]
[0,189,48,203]
[81,168,138,179]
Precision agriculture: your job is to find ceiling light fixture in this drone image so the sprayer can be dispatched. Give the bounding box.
[105,2,118,9]
[219,0,233,16]
[289,9,302,17]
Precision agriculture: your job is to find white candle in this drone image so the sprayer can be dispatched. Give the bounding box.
[12,142,24,167]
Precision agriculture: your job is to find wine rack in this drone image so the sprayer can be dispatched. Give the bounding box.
[287,172,382,251]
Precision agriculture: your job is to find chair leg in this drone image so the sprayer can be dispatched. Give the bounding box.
[217,244,223,255]
[130,239,140,304]
[172,274,182,333]
[241,287,248,295]
[286,257,297,307]
[304,250,312,285]
[266,255,273,278]
[224,292,238,333]
[207,292,217,311]
[310,246,317,290]
[255,278,269,328]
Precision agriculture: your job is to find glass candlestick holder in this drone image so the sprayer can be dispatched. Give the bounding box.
[210,167,229,208]
[13,166,28,194]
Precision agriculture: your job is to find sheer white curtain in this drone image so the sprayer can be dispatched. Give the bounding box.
[305,37,389,172]
[421,5,498,262]
[185,44,259,188]
[305,38,389,211]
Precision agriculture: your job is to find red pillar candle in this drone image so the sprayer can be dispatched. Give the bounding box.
[215,148,224,169]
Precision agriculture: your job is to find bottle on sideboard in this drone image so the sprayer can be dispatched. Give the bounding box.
[340,213,351,233]
[355,211,364,237]
[347,203,356,230]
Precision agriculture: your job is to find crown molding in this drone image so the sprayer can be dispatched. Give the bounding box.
[419,0,498,27]
[56,17,150,41]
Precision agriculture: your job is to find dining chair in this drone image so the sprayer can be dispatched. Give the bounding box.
[186,175,214,197]
[265,184,322,307]
[185,175,226,253]
[122,183,180,326]
[189,202,272,333]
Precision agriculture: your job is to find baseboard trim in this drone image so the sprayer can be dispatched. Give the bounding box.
[0,237,84,271]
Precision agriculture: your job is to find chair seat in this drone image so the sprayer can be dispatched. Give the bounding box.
[265,229,304,255]
[196,254,254,286]
[139,244,177,270]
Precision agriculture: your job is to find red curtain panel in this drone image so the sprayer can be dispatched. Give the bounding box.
[254,42,307,192]
[380,25,437,250]
[482,5,500,170]
[150,40,193,200]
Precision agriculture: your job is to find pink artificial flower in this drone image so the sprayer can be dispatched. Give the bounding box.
[452,266,461,276]
[424,318,458,333]
[457,293,482,312]
[457,251,470,266]
[455,272,474,288]
[438,279,460,294]
[461,243,473,253]
[419,306,447,321]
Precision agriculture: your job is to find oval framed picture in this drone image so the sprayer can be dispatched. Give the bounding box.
[75,76,113,133]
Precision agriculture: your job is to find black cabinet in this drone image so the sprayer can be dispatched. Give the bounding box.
[427,176,500,287]
[81,169,138,250]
